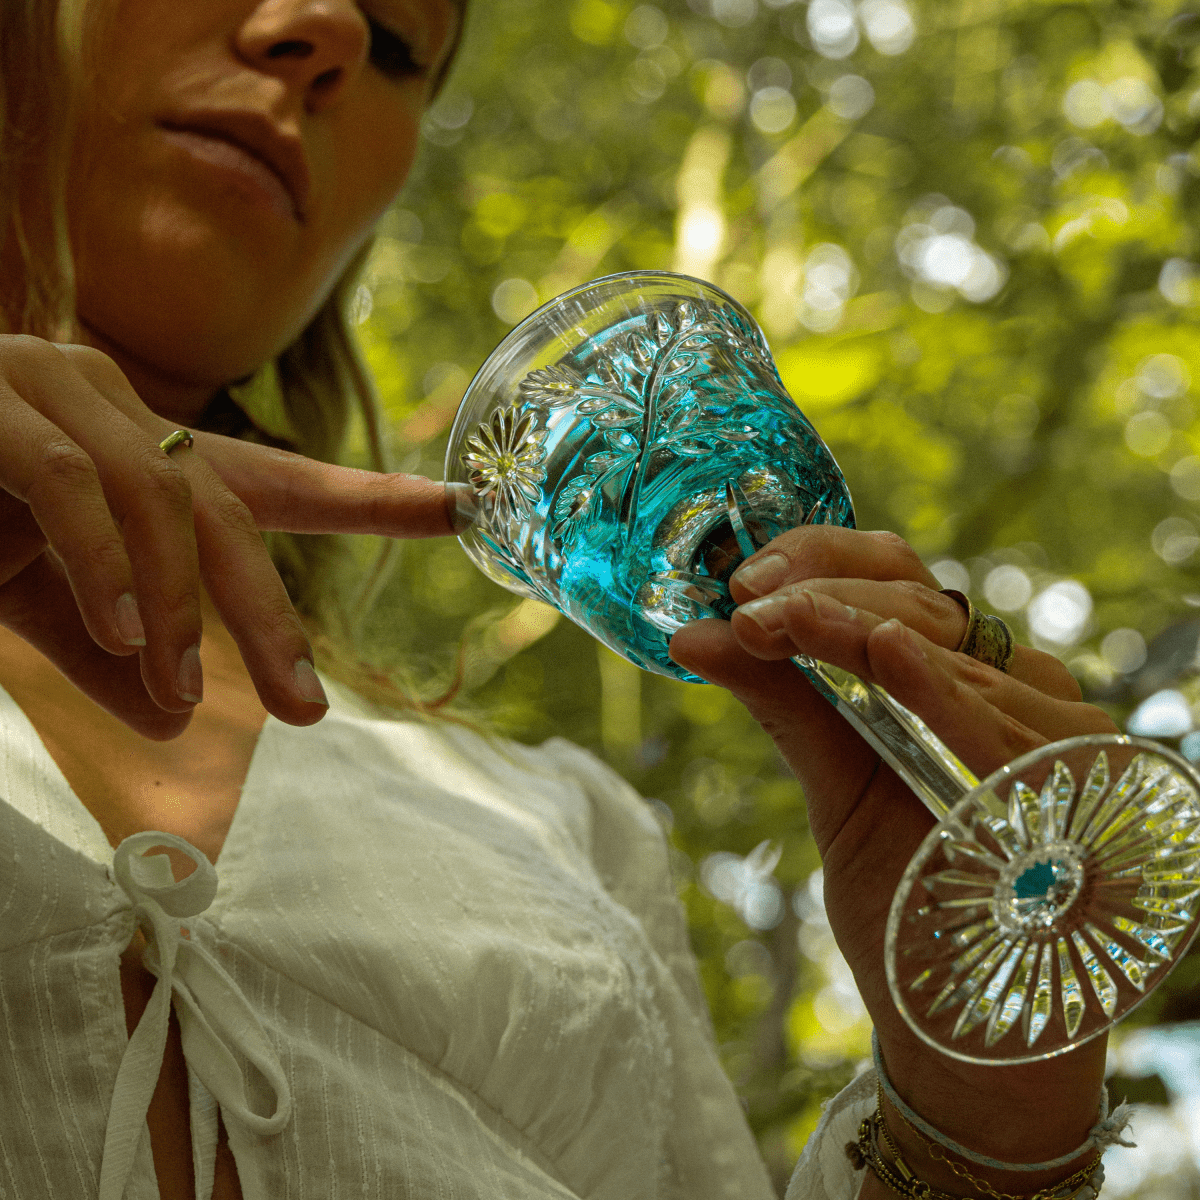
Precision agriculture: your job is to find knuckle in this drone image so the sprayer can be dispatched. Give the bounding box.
[29,440,99,496]
[56,343,130,391]
[867,528,920,566]
[206,487,259,538]
[2,332,59,366]
[139,458,193,512]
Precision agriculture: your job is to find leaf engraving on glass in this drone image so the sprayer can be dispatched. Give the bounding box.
[509,300,773,539]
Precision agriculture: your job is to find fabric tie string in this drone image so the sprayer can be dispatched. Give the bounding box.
[99,831,292,1200]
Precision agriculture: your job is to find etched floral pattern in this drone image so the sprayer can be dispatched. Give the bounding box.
[891,749,1200,1059]
[515,300,773,538]
[462,405,549,529]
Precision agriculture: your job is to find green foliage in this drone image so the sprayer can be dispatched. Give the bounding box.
[348,0,1200,1188]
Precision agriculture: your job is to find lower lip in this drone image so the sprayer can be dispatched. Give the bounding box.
[159,127,298,222]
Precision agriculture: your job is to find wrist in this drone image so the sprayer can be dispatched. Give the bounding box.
[872,1027,1110,1195]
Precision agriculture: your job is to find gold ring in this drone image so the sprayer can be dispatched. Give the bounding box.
[940,589,1015,673]
[158,429,194,456]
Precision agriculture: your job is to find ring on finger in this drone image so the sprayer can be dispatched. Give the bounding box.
[940,588,1015,674]
[158,429,194,457]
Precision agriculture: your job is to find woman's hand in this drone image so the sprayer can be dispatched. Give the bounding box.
[669,525,1118,1192]
[0,336,457,740]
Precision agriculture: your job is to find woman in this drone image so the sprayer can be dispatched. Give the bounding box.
[0,1,1126,1197]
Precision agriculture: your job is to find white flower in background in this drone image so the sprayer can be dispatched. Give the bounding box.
[624,3,669,47]
[895,203,1007,303]
[711,0,757,27]
[700,840,784,930]
[1138,353,1190,399]
[798,243,858,331]
[1153,517,1200,565]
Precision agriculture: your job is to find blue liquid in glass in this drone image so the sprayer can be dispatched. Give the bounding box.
[473,299,854,683]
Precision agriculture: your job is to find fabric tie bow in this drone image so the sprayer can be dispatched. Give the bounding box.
[99,831,291,1200]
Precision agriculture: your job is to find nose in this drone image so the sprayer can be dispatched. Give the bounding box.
[236,0,369,111]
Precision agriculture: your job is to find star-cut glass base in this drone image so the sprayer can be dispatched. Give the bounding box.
[887,736,1200,1064]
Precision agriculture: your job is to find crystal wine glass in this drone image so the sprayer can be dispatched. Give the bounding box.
[444,270,1200,1063]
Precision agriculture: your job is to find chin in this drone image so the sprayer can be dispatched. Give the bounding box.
[71,189,333,392]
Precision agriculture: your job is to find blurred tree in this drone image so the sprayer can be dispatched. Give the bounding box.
[342,0,1200,1190]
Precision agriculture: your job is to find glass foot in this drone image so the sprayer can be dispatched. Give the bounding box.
[887,735,1200,1064]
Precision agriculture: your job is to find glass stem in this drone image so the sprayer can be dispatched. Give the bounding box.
[792,656,978,819]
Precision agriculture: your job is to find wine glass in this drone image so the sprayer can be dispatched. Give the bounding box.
[444,270,1200,1063]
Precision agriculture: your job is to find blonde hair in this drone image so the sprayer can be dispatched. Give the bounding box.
[1,0,463,719]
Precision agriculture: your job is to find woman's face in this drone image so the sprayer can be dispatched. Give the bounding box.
[70,0,459,417]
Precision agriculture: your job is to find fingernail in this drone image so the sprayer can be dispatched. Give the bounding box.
[732,552,788,597]
[738,593,788,634]
[804,590,858,625]
[115,593,146,646]
[445,482,479,534]
[294,658,329,707]
[176,644,203,704]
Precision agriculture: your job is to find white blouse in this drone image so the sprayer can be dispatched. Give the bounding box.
[0,675,840,1200]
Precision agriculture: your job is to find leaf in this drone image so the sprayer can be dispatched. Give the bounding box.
[603,428,639,452]
[665,400,701,432]
[592,408,642,428]
[673,439,713,456]
[674,301,698,331]
[577,394,617,414]
[584,451,629,472]
[650,310,674,345]
[630,338,657,373]
[519,364,582,409]
[661,354,695,376]
[714,425,760,442]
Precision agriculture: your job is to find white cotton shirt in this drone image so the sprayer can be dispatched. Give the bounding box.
[0,677,783,1200]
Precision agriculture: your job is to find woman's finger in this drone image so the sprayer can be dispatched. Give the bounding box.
[2,344,207,712]
[0,368,151,661]
[865,619,1117,776]
[167,445,329,724]
[732,582,1082,701]
[189,432,462,538]
[55,346,464,540]
[729,526,940,604]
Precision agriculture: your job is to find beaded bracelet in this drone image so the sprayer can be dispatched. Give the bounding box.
[871,1031,1134,1173]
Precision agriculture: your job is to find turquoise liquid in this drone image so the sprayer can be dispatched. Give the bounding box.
[479,304,854,682]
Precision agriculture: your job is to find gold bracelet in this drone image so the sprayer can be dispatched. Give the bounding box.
[848,1111,966,1200]
[875,1082,1105,1200]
